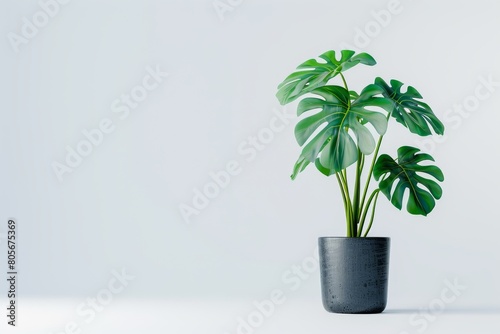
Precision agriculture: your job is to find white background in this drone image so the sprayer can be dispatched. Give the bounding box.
[1,0,499,333]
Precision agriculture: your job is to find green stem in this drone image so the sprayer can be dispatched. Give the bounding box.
[357,189,380,237]
[362,191,380,237]
[352,149,363,234]
[340,171,354,236]
[339,170,354,236]
[339,73,351,108]
[336,173,351,237]
[359,113,391,215]
[359,151,365,173]
[339,73,349,91]
[340,170,351,209]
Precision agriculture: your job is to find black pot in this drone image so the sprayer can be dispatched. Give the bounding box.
[318,237,390,314]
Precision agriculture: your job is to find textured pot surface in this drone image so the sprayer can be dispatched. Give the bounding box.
[318,237,390,314]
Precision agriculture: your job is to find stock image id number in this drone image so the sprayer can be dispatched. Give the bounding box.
[8,219,16,270]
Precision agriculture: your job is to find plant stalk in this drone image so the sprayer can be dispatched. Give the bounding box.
[357,189,380,237]
[359,113,391,220]
[336,172,351,237]
[362,190,380,237]
[352,149,363,235]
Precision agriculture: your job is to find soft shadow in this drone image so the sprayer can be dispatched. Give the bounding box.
[383,307,500,315]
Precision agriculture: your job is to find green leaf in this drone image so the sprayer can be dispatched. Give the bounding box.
[276,50,376,105]
[373,146,444,216]
[291,155,310,180]
[374,77,445,136]
[293,85,388,176]
[314,158,332,177]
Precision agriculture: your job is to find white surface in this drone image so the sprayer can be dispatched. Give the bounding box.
[0,300,499,334]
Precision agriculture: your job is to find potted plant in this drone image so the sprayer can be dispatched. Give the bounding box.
[276,50,445,314]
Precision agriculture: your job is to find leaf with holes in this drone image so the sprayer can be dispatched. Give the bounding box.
[373,146,444,216]
[374,77,444,136]
[276,50,376,105]
[294,84,389,176]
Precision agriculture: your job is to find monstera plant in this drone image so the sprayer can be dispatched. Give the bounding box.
[276,50,444,237]
[276,49,445,314]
